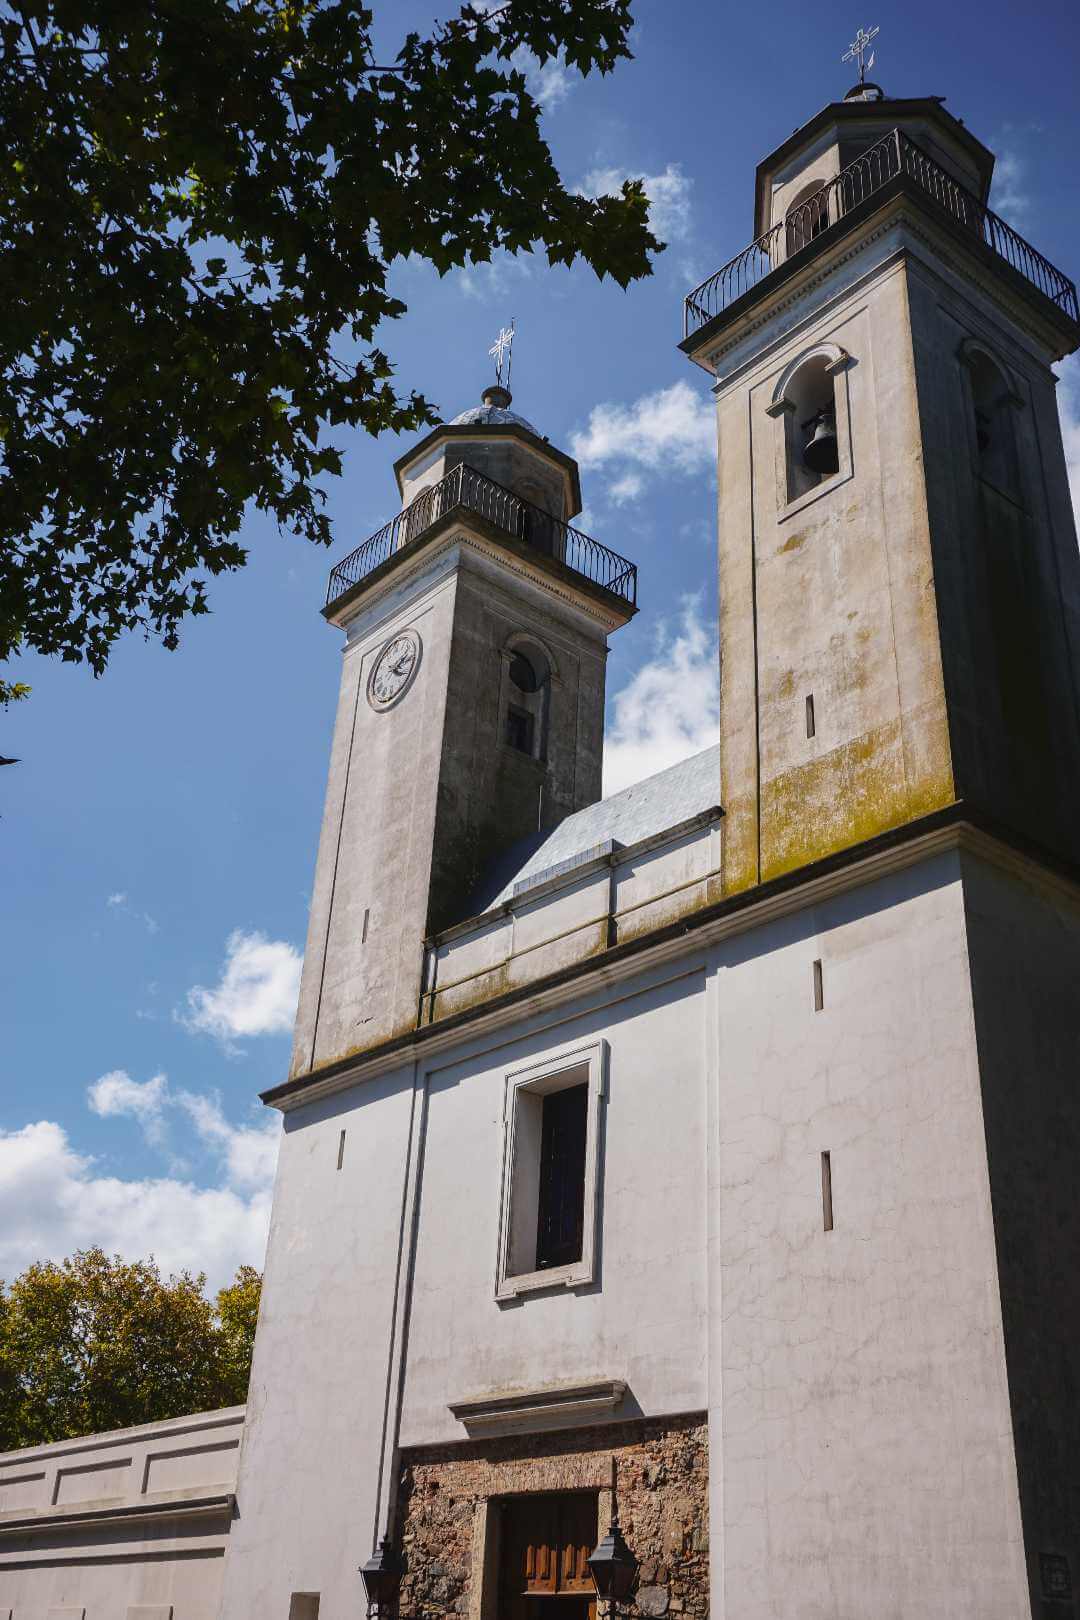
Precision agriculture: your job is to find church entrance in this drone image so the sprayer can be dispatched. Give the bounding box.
[498,1492,598,1620]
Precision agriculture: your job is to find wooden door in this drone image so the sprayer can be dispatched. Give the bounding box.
[499,1493,597,1620]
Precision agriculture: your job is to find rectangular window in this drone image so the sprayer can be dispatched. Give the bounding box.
[496,1040,607,1300]
[506,705,535,755]
[536,1083,588,1269]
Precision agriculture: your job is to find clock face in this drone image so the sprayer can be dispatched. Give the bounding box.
[368,629,421,710]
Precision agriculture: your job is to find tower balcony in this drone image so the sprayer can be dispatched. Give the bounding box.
[682,127,1079,350]
[325,461,638,618]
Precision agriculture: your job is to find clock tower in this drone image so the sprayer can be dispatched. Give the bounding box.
[289,383,637,1079]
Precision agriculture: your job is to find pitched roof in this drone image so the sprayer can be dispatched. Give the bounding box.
[469,743,722,916]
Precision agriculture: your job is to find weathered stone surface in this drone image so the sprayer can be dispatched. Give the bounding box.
[397,1416,708,1620]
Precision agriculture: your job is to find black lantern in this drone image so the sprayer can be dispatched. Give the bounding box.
[588,1511,639,1618]
[360,1535,404,1619]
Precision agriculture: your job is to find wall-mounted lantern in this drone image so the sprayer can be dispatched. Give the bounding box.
[588,1507,639,1619]
[360,1535,404,1619]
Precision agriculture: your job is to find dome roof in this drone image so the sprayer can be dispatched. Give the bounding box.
[447,402,539,434]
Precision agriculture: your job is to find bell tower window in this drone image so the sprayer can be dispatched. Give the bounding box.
[963,344,1022,505]
[768,344,853,512]
[501,640,552,762]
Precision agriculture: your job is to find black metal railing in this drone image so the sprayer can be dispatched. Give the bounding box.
[684,127,1079,337]
[326,462,638,609]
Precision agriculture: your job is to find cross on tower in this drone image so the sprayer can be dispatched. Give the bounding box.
[842,23,879,83]
[488,321,515,389]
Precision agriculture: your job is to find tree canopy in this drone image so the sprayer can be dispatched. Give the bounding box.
[0,1249,261,1448]
[0,0,658,704]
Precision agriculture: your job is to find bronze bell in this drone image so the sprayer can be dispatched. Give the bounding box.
[802,408,839,476]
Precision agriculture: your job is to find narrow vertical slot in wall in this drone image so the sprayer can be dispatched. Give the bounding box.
[361,907,370,944]
[805,693,816,738]
[821,1151,834,1232]
[336,1130,346,1171]
[812,958,824,1011]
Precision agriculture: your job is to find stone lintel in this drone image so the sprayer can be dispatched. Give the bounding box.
[448,1379,627,1437]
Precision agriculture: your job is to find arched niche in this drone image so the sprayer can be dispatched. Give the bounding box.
[766,343,853,508]
[499,632,558,763]
[958,337,1024,505]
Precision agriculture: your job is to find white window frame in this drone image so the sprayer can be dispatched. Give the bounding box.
[495,1038,607,1301]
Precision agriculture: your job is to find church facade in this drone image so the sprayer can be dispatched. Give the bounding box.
[3,80,1080,1620]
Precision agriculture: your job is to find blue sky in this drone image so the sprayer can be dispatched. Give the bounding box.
[3,0,1079,1291]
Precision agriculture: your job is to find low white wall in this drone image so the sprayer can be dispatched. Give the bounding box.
[427,811,723,1019]
[0,1406,243,1620]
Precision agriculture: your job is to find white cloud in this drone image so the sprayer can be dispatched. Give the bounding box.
[603,598,720,796]
[183,929,301,1045]
[990,139,1031,226]
[518,49,573,110]
[457,248,535,302]
[1056,354,1080,533]
[176,1091,280,1195]
[571,379,714,502]
[0,1112,278,1293]
[472,0,574,111]
[105,891,158,934]
[579,162,693,243]
[608,471,645,505]
[88,1070,169,1146]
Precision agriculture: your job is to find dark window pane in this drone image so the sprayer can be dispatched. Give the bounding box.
[509,652,539,693]
[507,705,535,754]
[536,1083,588,1270]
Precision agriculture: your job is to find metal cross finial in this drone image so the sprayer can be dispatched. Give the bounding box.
[842,23,879,82]
[488,320,515,389]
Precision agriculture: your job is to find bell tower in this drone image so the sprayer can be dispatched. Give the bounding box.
[290,378,637,1077]
[683,66,1080,1620]
[682,78,1080,894]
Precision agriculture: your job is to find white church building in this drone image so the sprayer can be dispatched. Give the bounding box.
[3,74,1080,1620]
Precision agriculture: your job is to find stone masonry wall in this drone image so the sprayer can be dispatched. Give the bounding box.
[397,1415,708,1620]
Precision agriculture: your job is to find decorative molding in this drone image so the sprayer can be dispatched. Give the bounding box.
[0,1491,236,1541]
[448,1379,627,1437]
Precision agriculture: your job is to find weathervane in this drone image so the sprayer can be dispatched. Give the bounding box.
[488,320,515,390]
[842,23,879,83]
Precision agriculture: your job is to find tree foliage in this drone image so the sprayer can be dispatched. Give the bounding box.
[0,1248,262,1448]
[0,0,658,703]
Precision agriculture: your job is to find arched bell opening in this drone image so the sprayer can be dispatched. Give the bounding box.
[784,354,840,499]
[963,346,1022,505]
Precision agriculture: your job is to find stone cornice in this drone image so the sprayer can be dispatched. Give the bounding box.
[448,1379,628,1438]
[324,512,634,636]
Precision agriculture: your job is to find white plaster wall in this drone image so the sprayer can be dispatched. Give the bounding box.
[291,556,458,1073]
[0,1408,243,1620]
[960,852,1080,1606]
[401,960,711,1444]
[218,1065,418,1617]
[710,850,1028,1619]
